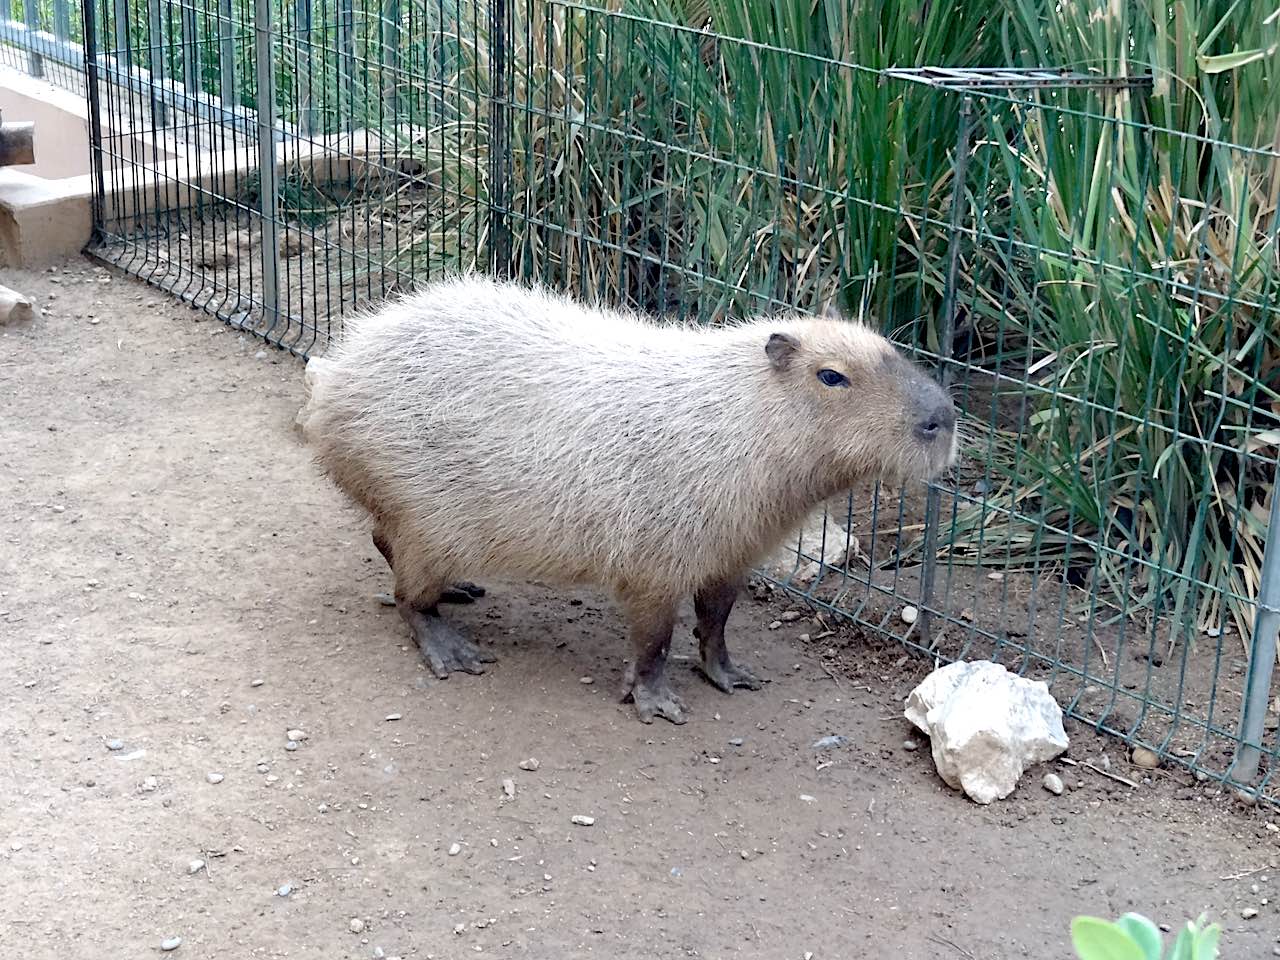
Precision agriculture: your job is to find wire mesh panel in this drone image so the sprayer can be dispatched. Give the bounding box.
[904,86,1280,800]
[84,0,493,356]
[79,0,1280,802]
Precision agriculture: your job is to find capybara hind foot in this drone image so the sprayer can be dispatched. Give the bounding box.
[397,601,496,678]
[698,653,762,693]
[624,675,688,725]
[441,581,486,604]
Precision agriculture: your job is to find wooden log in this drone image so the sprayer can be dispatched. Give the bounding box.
[0,121,36,167]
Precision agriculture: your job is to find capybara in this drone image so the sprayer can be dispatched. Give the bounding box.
[299,274,957,723]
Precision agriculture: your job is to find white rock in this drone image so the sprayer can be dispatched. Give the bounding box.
[287,729,308,741]
[904,660,1069,804]
[448,842,462,856]
[1042,773,1064,796]
[763,507,857,584]
[570,815,595,826]
[900,605,919,626]
[349,918,365,933]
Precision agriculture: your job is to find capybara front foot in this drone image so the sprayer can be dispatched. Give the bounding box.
[400,603,496,679]
[698,649,763,694]
[439,581,487,605]
[622,670,688,724]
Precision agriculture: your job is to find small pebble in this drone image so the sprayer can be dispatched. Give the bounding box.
[206,772,225,784]
[1131,746,1160,769]
[728,737,744,747]
[900,605,918,625]
[502,778,516,798]
[1043,773,1065,796]
[285,741,299,752]
[160,937,182,952]
[518,758,540,772]
[349,918,365,934]
[571,815,595,826]
[799,794,816,803]
[277,884,293,897]
[579,676,594,685]
[256,763,269,774]
[141,776,158,793]
[373,949,385,960]
[105,738,125,751]
[779,610,802,622]
[811,735,849,751]
[902,739,919,752]
[767,620,782,630]
[448,842,462,856]
[255,350,267,360]
[250,678,264,687]
[1240,907,1258,919]
[384,713,402,721]
[188,859,205,875]
[287,729,307,741]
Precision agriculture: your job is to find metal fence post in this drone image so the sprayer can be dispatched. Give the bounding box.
[488,0,509,276]
[82,0,108,235]
[1230,461,1280,786]
[53,0,71,42]
[253,0,280,331]
[217,0,235,105]
[179,1,201,97]
[917,94,973,644]
[338,0,354,133]
[381,0,400,118]
[145,0,167,126]
[293,0,313,135]
[113,0,131,68]
[22,0,43,75]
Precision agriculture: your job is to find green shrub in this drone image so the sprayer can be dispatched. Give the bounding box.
[1072,913,1221,960]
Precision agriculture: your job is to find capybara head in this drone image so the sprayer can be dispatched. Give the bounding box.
[764,319,958,484]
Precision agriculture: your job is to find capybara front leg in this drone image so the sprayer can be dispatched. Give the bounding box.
[619,599,687,724]
[393,573,496,679]
[396,598,496,678]
[694,579,762,693]
[372,529,486,606]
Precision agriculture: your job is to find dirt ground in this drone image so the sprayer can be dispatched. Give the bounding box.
[3,257,1279,960]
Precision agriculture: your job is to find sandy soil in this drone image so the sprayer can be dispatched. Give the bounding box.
[2,257,1278,960]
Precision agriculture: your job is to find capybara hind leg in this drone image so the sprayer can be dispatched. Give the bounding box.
[619,599,687,724]
[394,574,496,679]
[694,579,762,693]
[372,529,486,607]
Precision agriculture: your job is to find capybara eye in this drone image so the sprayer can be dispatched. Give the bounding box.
[817,368,850,388]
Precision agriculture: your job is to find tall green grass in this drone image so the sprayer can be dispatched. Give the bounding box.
[929,1,1280,642]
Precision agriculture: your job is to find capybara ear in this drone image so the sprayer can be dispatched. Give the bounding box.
[765,332,800,370]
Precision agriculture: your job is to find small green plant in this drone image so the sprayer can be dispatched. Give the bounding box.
[1071,913,1221,960]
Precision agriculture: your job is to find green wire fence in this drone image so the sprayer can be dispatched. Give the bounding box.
[16,0,1278,799]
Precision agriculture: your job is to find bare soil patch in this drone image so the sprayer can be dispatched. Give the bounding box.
[1,257,1277,960]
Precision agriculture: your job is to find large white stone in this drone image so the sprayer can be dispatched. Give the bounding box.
[764,507,859,585]
[904,660,1068,804]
